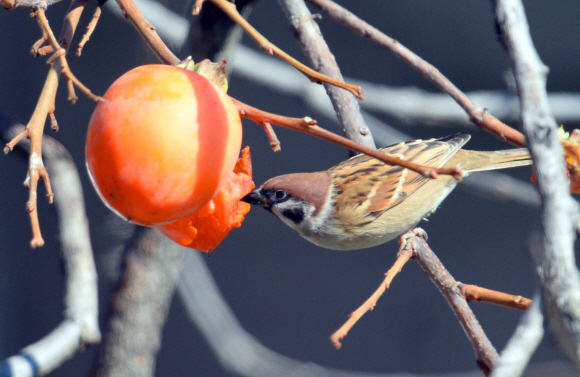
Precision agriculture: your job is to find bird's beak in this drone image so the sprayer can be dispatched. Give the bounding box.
[241,188,269,207]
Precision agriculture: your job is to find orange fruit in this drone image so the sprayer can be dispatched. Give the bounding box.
[157,146,254,252]
[86,64,242,225]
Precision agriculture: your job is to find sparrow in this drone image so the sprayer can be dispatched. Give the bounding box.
[241,134,532,250]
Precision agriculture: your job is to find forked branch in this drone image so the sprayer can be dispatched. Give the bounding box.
[233,98,464,180]
[193,0,364,100]
[33,7,103,103]
[4,0,92,247]
[330,229,522,375]
[307,0,526,148]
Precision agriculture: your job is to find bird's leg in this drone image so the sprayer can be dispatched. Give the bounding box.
[398,227,428,249]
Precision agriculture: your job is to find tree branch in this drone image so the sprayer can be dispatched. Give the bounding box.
[233,98,464,179]
[93,228,184,376]
[459,284,532,311]
[492,0,580,371]
[307,0,526,148]
[4,0,92,247]
[193,0,364,100]
[490,293,544,377]
[115,0,180,64]
[408,230,499,375]
[0,120,100,376]
[278,0,376,149]
[331,248,413,348]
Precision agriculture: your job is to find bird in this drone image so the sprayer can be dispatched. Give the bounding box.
[241,134,533,250]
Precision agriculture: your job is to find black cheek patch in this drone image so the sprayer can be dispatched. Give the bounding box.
[282,209,304,224]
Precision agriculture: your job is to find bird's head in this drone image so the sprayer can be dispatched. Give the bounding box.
[241,171,332,229]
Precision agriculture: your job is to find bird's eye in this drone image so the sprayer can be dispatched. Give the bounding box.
[275,190,287,200]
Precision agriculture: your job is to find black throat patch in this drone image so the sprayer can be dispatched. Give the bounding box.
[282,208,304,224]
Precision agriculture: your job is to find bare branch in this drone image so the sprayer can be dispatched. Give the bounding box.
[408,230,499,374]
[491,293,544,377]
[278,0,376,149]
[307,0,525,148]
[261,122,281,152]
[114,0,180,64]
[1,120,100,375]
[5,0,93,247]
[493,0,580,370]
[76,3,103,56]
[234,98,464,180]
[34,7,103,102]
[94,228,184,376]
[193,0,364,100]
[231,47,540,207]
[459,284,532,311]
[331,248,413,348]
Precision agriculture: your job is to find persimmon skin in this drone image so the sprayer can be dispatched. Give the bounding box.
[86,65,242,225]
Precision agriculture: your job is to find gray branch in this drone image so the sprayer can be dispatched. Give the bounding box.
[490,293,544,377]
[93,228,185,377]
[277,0,376,149]
[0,121,100,376]
[493,0,580,371]
[408,232,499,373]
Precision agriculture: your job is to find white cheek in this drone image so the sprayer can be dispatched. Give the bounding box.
[271,205,284,218]
[271,201,314,231]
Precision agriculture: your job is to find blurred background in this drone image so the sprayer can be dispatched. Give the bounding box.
[1,0,579,375]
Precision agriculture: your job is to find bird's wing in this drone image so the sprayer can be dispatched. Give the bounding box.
[331,134,470,222]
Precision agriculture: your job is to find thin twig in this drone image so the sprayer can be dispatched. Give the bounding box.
[34,7,103,103]
[278,0,375,149]
[307,0,526,148]
[261,122,281,152]
[31,25,49,56]
[76,3,104,56]
[493,0,580,370]
[330,248,412,349]
[48,109,58,131]
[76,2,102,56]
[115,0,180,64]
[193,0,364,100]
[179,251,408,377]
[459,284,532,311]
[4,128,30,154]
[4,0,88,247]
[233,98,464,179]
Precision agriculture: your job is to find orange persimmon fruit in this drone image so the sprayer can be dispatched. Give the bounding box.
[86,64,242,225]
[156,146,254,252]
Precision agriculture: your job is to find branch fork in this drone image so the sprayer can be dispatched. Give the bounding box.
[193,0,364,99]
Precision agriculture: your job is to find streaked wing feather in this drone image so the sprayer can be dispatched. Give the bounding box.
[331,135,470,222]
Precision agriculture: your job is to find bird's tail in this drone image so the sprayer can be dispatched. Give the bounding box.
[451,148,532,173]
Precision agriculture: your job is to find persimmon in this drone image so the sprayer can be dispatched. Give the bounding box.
[157,147,254,252]
[86,64,242,225]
